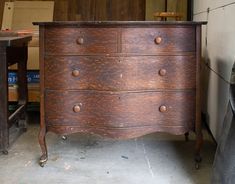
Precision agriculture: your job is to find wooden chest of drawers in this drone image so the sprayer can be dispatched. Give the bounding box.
[34,21,206,167]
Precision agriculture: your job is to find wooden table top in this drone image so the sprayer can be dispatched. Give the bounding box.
[0,35,32,46]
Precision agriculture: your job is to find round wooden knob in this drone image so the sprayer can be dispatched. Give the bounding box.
[155,37,162,44]
[159,105,167,112]
[72,69,80,77]
[76,37,84,45]
[159,69,166,76]
[73,105,81,112]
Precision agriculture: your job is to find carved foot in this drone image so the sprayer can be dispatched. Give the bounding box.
[39,127,48,167]
[39,154,48,167]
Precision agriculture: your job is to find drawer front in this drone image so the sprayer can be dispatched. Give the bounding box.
[45,90,195,129]
[122,27,195,53]
[44,27,118,54]
[44,55,196,90]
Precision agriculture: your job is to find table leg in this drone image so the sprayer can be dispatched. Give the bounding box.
[0,46,9,154]
[17,46,28,130]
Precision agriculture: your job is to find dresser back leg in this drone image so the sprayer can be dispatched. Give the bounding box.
[195,132,203,169]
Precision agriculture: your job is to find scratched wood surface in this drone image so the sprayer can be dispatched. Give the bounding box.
[44,55,196,90]
[45,90,195,129]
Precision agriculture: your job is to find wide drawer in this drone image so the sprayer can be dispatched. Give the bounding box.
[45,90,195,129]
[44,55,196,90]
[44,27,118,54]
[121,27,195,53]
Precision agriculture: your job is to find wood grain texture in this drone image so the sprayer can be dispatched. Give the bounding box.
[45,90,195,130]
[45,27,118,54]
[39,26,48,162]
[122,27,195,53]
[44,26,195,55]
[44,55,196,90]
[37,22,205,166]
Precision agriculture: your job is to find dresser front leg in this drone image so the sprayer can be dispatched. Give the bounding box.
[195,131,203,169]
[39,127,48,167]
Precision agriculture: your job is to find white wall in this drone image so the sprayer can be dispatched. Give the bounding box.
[194,0,235,141]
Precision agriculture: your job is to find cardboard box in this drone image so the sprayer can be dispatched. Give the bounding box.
[2,1,54,70]
[2,1,54,31]
[8,84,40,102]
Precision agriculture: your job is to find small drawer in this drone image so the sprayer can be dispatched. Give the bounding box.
[44,55,196,90]
[45,90,195,129]
[121,27,195,53]
[44,27,118,55]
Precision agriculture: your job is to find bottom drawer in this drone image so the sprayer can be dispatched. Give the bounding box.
[45,90,195,131]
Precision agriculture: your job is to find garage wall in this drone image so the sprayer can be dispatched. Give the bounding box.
[194,0,235,141]
[0,0,190,24]
[0,0,146,25]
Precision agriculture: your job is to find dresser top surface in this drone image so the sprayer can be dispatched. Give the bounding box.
[33,21,207,27]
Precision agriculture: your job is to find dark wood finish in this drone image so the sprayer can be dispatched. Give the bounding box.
[35,21,206,167]
[0,44,8,154]
[44,55,196,90]
[0,35,31,153]
[38,26,48,165]
[44,26,195,54]
[34,21,207,26]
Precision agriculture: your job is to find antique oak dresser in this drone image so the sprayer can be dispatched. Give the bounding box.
[34,21,206,167]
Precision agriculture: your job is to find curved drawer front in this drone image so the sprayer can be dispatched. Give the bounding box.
[44,55,196,90]
[122,27,195,53]
[45,90,195,129]
[44,27,118,54]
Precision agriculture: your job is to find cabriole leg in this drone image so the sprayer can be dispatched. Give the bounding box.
[39,127,48,167]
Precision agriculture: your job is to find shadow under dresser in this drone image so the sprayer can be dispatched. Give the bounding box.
[33,21,206,168]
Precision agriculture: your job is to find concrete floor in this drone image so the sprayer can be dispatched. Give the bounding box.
[0,112,216,184]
